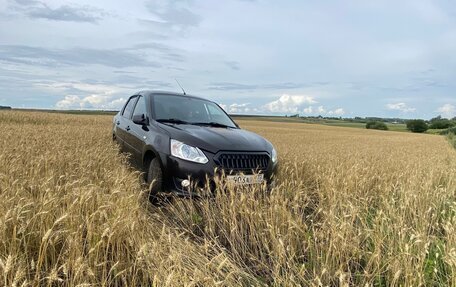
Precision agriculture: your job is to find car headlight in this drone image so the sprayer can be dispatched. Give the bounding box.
[170,139,208,164]
[271,147,278,164]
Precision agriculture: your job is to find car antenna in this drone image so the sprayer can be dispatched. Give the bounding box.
[175,78,186,95]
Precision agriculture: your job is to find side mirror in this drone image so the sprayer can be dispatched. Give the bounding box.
[132,114,149,125]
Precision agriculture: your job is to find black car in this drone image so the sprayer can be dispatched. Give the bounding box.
[113,91,278,197]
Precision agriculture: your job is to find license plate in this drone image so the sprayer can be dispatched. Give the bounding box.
[226,174,264,185]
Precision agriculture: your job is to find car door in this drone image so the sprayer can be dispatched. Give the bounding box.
[128,95,148,166]
[117,95,138,153]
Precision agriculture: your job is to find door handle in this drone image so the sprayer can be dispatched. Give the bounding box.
[116,121,120,125]
[126,126,131,131]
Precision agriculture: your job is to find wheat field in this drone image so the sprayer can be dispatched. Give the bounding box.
[1,111,456,286]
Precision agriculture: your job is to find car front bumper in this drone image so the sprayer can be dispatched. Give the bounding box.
[158,151,277,196]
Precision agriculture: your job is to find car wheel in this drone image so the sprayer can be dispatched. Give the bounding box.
[146,157,163,201]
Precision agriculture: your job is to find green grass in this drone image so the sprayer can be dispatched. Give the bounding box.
[447,133,456,149]
[385,124,408,132]
[427,129,446,135]
[322,121,408,132]
[232,116,410,132]
[320,121,367,128]
[440,127,456,135]
[423,239,452,285]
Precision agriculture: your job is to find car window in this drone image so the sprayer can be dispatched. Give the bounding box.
[204,102,235,126]
[122,96,137,119]
[207,104,226,121]
[132,96,146,118]
[153,95,236,127]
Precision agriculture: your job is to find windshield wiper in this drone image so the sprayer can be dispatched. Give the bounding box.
[156,118,190,125]
[191,122,235,128]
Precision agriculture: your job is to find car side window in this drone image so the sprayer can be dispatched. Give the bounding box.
[132,96,146,118]
[122,96,137,119]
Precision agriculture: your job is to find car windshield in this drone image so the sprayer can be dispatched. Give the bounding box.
[153,95,237,128]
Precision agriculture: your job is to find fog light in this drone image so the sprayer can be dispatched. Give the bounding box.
[181,179,190,188]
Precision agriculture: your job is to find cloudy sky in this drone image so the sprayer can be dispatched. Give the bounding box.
[0,0,455,118]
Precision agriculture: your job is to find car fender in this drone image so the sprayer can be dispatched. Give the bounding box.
[142,143,166,170]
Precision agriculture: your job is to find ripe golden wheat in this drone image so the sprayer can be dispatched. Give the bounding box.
[1,111,456,286]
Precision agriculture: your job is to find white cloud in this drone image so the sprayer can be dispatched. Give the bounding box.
[220,103,252,114]
[386,102,416,113]
[302,105,344,116]
[55,95,82,109]
[328,108,345,116]
[317,106,326,114]
[229,103,249,113]
[262,94,316,113]
[56,94,126,109]
[437,104,456,118]
[37,82,124,94]
[303,106,313,114]
[50,82,129,110]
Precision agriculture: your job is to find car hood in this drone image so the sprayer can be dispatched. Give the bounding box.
[157,123,272,154]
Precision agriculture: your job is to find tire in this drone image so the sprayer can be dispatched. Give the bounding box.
[145,157,163,201]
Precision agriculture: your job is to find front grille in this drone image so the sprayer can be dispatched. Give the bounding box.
[214,153,270,172]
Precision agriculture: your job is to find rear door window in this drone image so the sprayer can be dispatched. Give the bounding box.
[122,96,138,119]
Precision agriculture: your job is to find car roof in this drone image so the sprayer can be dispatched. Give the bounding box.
[138,90,209,102]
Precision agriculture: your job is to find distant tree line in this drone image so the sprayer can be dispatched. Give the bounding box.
[296,115,408,123]
[281,114,456,133]
[406,120,428,133]
[366,121,388,130]
[0,106,12,110]
[350,117,407,124]
[406,116,456,133]
[428,115,455,129]
[362,115,456,133]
